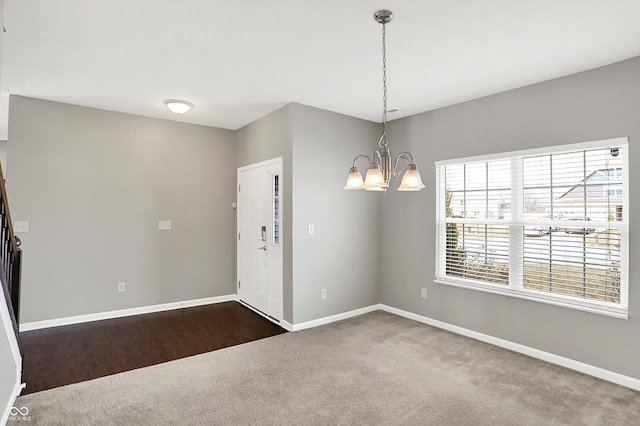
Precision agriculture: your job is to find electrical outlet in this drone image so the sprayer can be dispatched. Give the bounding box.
[158,220,172,230]
[308,224,314,235]
[421,288,427,299]
[321,288,327,299]
[118,282,126,293]
[14,221,29,233]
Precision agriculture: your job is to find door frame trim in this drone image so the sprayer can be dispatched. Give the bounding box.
[237,157,284,325]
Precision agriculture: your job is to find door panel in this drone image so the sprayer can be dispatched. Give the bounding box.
[239,168,269,313]
[237,158,282,321]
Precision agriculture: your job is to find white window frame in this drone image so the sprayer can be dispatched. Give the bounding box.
[435,138,629,319]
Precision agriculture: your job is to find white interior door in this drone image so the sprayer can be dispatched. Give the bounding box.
[237,158,283,322]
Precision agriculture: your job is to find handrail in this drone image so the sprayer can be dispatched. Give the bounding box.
[0,161,23,355]
[0,167,19,258]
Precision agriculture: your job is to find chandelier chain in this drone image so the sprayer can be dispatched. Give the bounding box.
[380,21,388,148]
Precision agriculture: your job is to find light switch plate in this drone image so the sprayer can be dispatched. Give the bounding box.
[158,220,172,230]
[14,221,29,233]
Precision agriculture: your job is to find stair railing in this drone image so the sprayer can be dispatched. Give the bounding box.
[0,162,22,354]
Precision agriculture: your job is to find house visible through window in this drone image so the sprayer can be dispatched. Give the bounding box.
[435,138,629,318]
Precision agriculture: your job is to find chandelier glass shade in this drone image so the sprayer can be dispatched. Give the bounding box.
[344,10,425,192]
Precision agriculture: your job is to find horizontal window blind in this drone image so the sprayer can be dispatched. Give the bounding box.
[436,138,628,317]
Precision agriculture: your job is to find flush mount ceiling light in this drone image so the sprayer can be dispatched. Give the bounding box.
[163,99,194,114]
[344,10,425,192]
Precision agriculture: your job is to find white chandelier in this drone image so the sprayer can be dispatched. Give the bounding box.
[344,10,425,192]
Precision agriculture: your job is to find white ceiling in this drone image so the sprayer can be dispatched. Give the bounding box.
[2,0,640,140]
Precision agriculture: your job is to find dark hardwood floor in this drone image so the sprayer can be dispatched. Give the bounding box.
[19,301,287,395]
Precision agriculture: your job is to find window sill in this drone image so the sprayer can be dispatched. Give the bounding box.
[435,277,628,320]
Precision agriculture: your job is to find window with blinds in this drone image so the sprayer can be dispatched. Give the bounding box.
[435,138,629,318]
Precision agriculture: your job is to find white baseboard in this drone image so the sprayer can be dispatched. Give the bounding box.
[20,294,238,331]
[379,304,640,392]
[236,301,381,332]
[2,381,25,426]
[1,285,25,425]
[290,304,382,332]
[280,319,294,332]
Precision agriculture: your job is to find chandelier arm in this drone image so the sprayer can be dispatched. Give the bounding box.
[391,152,415,175]
[396,151,415,163]
[373,150,384,168]
[351,154,372,168]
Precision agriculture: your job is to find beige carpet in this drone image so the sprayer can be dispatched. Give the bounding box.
[13,311,640,425]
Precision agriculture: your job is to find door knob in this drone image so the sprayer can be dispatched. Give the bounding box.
[258,245,267,251]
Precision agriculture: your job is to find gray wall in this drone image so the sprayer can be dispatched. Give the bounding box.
[290,104,380,323]
[7,96,236,323]
[236,103,381,324]
[7,97,381,328]
[380,56,640,380]
[235,105,294,322]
